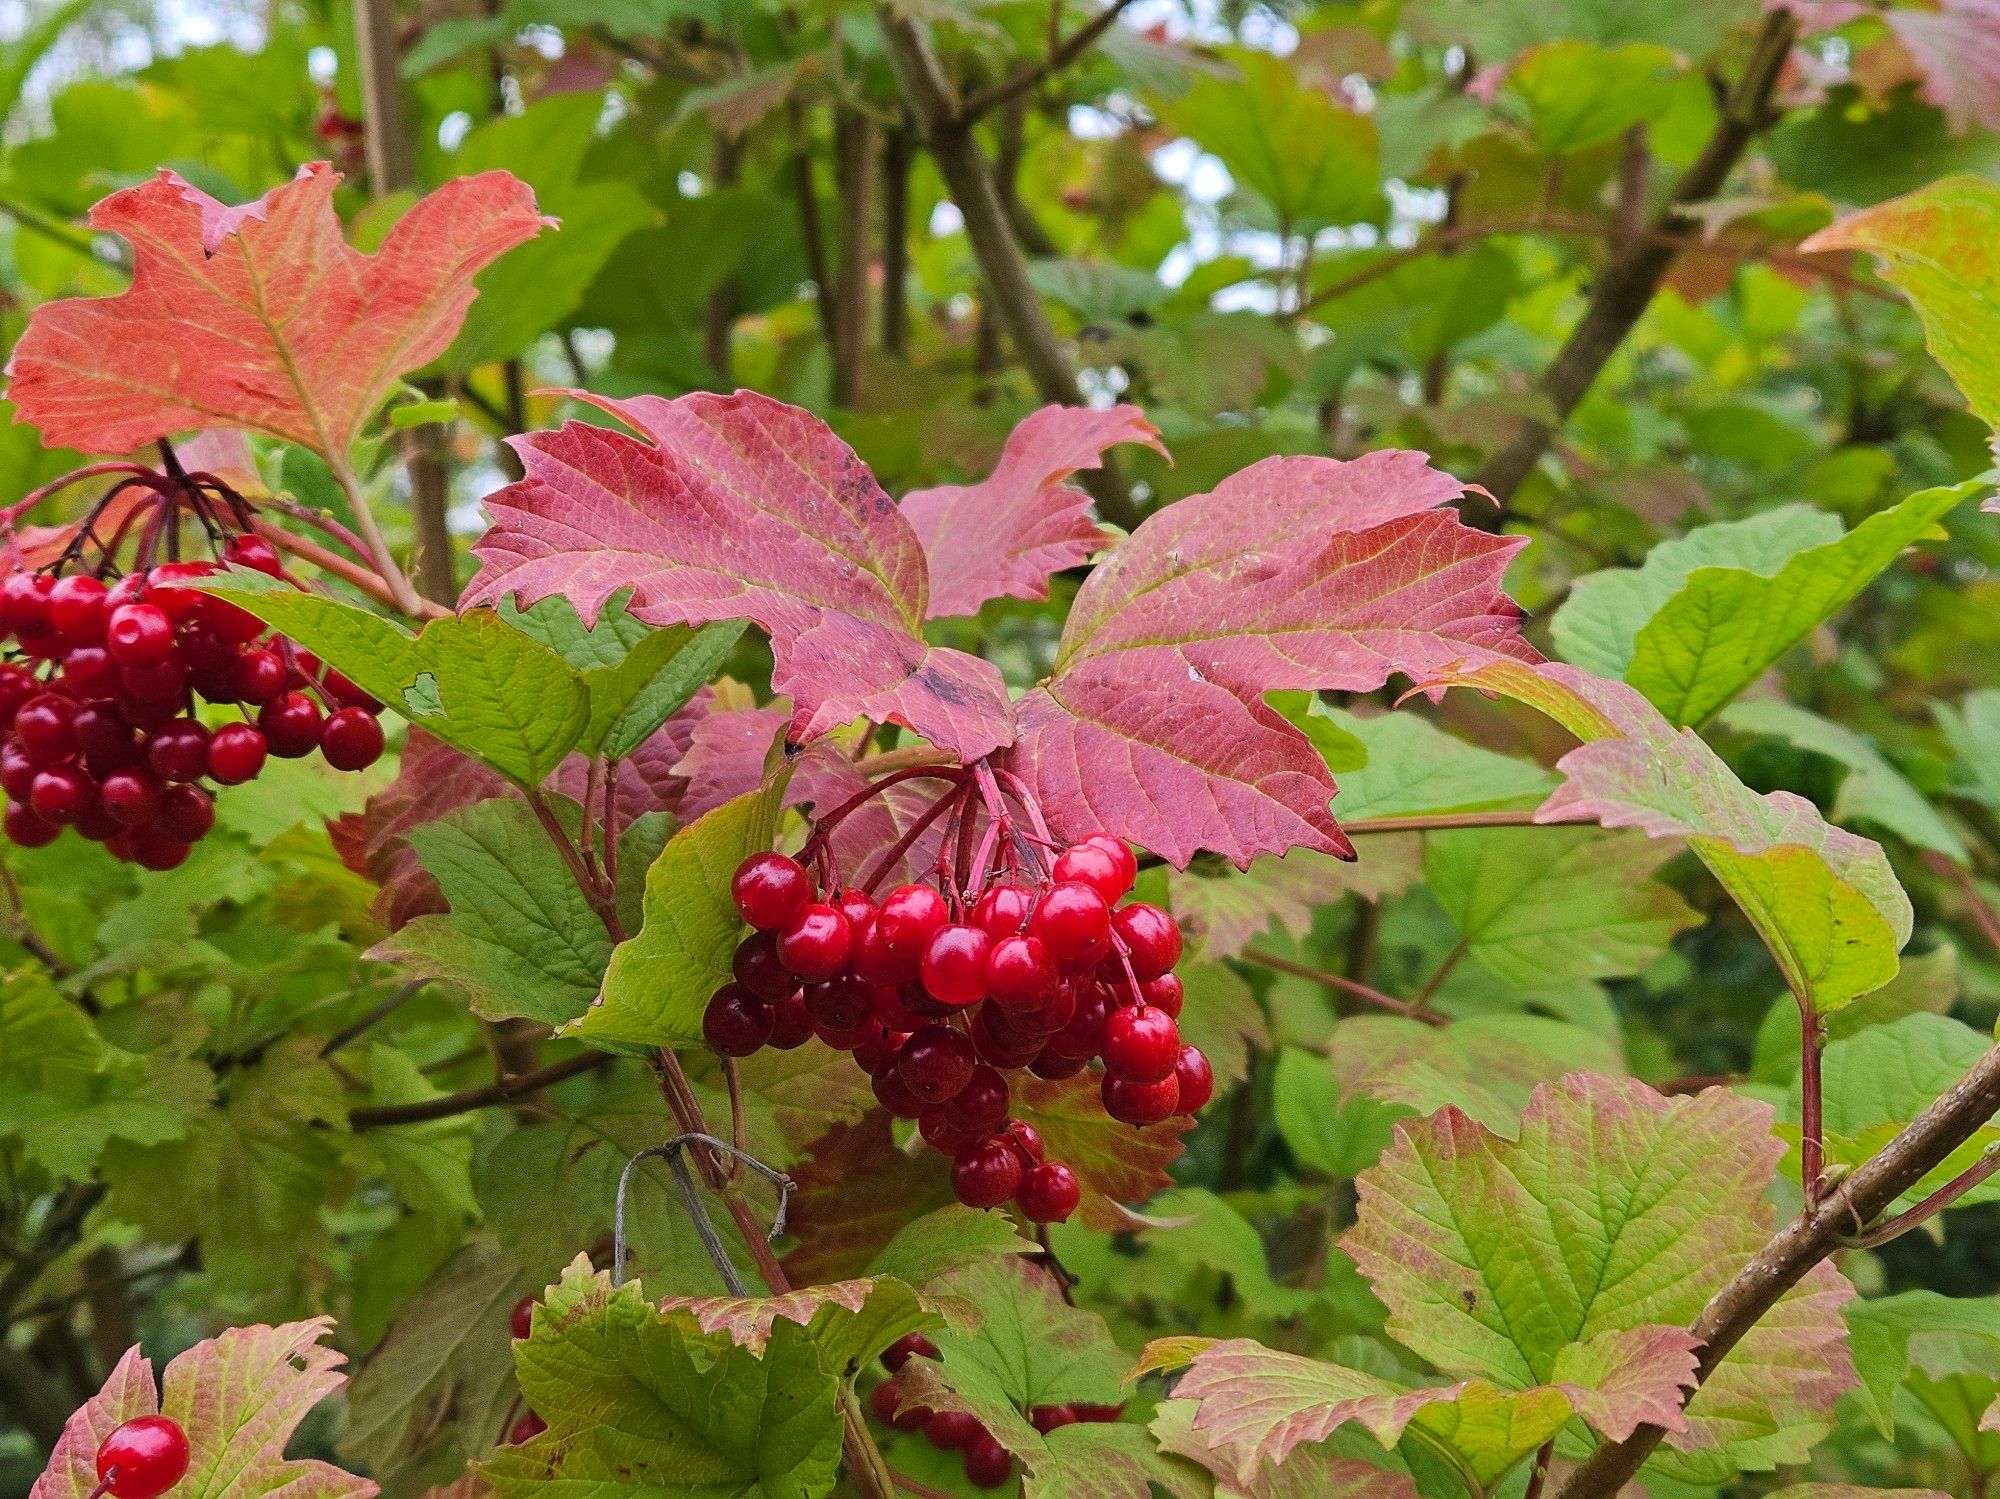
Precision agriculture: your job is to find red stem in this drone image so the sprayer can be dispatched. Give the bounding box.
[1798,993,1825,1204]
[858,788,963,895]
[799,765,966,865]
[1847,1145,2000,1248]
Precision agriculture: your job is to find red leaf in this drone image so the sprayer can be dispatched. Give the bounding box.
[7,164,550,459]
[468,390,1015,759]
[780,1115,954,1285]
[902,403,1163,618]
[1009,452,1536,868]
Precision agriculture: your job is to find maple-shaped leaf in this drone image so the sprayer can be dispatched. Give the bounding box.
[1012,1068,1191,1230]
[1149,1399,1419,1499]
[1437,659,1912,1011]
[1008,451,1535,868]
[901,403,1163,618]
[660,1276,935,1374]
[6,164,550,459]
[1346,1071,1855,1477]
[466,389,1016,758]
[35,1320,374,1499]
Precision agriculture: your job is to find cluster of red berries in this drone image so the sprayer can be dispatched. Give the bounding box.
[0,538,386,868]
[90,1416,188,1499]
[866,1332,1123,1488]
[710,828,1208,1225]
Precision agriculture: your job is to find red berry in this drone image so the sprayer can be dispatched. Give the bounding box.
[156,785,215,843]
[231,648,286,703]
[924,1411,982,1451]
[14,693,76,766]
[207,723,267,784]
[766,988,814,1049]
[175,620,237,675]
[964,1431,1014,1488]
[920,924,991,1007]
[874,883,949,958]
[1030,1048,1089,1079]
[831,888,875,930]
[508,1411,546,1445]
[30,764,94,824]
[804,972,873,1029]
[94,1415,189,1499]
[1,573,55,638]
[1004,1119,1045,1163]
[1100,1004,1180,1084]
[323,668,381,711]
[986,933,1057,1009]
[1175,1045,1215,1114]
[732,851,813,931]
[919,1109,979,1156]
[1139,973,1183,1017]
[73,702,137,763]
[225,534,284,576]
[851,916,916,985]
[1103,1072,1180,1125]
[0,662,37,721]
[896,1023,976,1104]
[868,1378,903,1426]
[61,644,120,698]
[881,1332,938,1372]
[4,801,58,847]
[510,1295,536,1340]
[1031,882,1112,968]
[970,1006,1044,1069]
[970,883,1034,939]
[1078,833,1137,894]
[258,691,323,758]
[0,745,36,801]
[1112,902,1181,981]
[729,932,794,1003]
[117,691,178,732]
[48,575,108,641]
[871,983,925,1034]
[99,767,165,826]
[74,798,122,842]
[1072,1403,1126,1423]
[941,1065,1009,1134]
[120,654,190,704]
[1016,1161,1081,1223]
[124,822,191,871]
[702,983,772,1056]
[871,1063,927,1119]
[1053,842,1127,902]
[104,603,175,667]
[146,720,210,782]
[952,1137,1023,1208]
[1045,983,1111,1062]
[321,706,384,770]
[144,563,214,622]
[776,902,852,981]
[1031,1404,1077,1433]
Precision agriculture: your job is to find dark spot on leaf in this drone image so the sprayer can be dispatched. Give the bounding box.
[917,665,969,705]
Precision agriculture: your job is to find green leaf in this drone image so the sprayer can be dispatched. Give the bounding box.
[588,621,745,761]
[1846,1290,2000,1439]
[1326,1012,1625,1131]
[862,1205,1036,1291]
[1802,176,2000,431]
[1160,50,1385,231]
[478,1257,844,1499]
[661,1277,937,1378]
[1151,1398,1419,1499]
[1625,482,1978,726]
[1938,689,2000,809]
[1407,0,1757,61]
[1313,703,1558,820]
[353,1045,479,1220]
[194,573,589,786]
[1504,42,1687,155]
[1272,1045,1403,1179]
[387,397,459,428]
[1425,825,1700,986]
[576,779,787,1048]
[377,797,612,1028]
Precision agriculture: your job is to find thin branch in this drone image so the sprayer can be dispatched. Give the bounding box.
[1554,1040,2000,1498]
[1844,1144,2000,1249]
[956,0,1139,122]
[322,453,426,617]
[320,980,427,1057]
[348,1049,609,1126]
[1343,810,1544,835]
[1239,947,1448,1026]
[252,518,449,620]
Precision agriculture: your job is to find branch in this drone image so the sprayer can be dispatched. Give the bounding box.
[957,0,1139,122]
[1238,947,1448,1025]
[1472,7,1799,506]
[1343,809,1543,834]
[1554,1040,2000,1498]
[347,1049,609,1126]
[1844,1143,2000,1250]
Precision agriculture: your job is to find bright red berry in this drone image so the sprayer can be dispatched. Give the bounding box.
[1078,833,1137,893]
[874,883,949,957]
[1053,842,1127,902]
[14,693,76,766]
[94,1415,189,1499]
[986,934,1057,1009]
[851,915,917,985]
[321,707,384,770]
[61,644,120,698]
[970,883,1034,939]
[1100,1004,1180,1084]
[225,534,285,576]
[258,691,323,758]
[48,575,108,641]
[920,923,991,1007]
[941,1064,1009,1134]
[1031,882,1112,969]
[702,983,772,1056]
[231,649,287,703]
[207,723,267,784]
[896,1023,976,1104]
[146,720,210,782]
[104,603,175,667]
[1004,1119,1045,1163]
[776,902,852,980]
[1016,1161,1081,1223]
[1103,1071,1180,1125]
[732,851,813,931]
[1112,902,1181,981]
[99,766,165,826]
[1139,972,1183,1017]
[1174,1045,1215,1114]
[952,1137,1023,1208]
[30,764,94,824]
[1,573,55,638]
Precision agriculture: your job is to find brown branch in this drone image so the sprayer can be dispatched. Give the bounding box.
[789,100,841,356]
[1343,809,1544,834]
[1239,947,1448,1026]
[878,5,1136,529]
[1554,1040,2000,1498]
[1473,8,1798,506]
[705,132,744,381]
[881,127,913,355]
[347,1049,609,1126]
[956,0,1139,123]
[832,110,877,407]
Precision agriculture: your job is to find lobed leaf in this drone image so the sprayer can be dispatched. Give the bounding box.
[1012,1068,1192,1230]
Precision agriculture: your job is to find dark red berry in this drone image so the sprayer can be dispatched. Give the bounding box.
[146,720,210,782]
[803,972,874,1029]
[871,1063,927,1119]
[0,663,37,721]
[99,767,164,826]
[124,822,192,871]
[104,603,175,667]
[48,575,108,641]
[919,1109,979,1156]
[964,1431,1013,1488]
[896,1023,975,1104]
[119,654,190,704]
[1101,1004,1180,1084]
[73,702,136,762]
[94,1415,190,1499]
[511,1295,535,1340]
[776,902,852,980]
[1016,1161,1081,1223]
[1112,902,1181,981]
[0,746,36,801]
[920,924,991,1007]
[1103,1072,1180,1125]
[1045,983,1111,1062]
[732,932,797,1003]
[941,1065,1009,1134]
[732,851,813,931]
[924,1411,982,1451]
[323,668,381,710]
[258,691,323,758]
[1031,882,1112,969]
[970,883,1034,939]
[766,989,814,1049]
[1029,1047,1089,1080]
[4,801,58,847]
[986,933,1057,1009]
[156,785,215,842]
[1004,1119,1045,1163]
[508,1411,546,1445]
[952,1137,1023,1208]
[321,706,384,770]
[881,1332,939,1372]
[970,1006,1044,1068]
[207,723,267,784]
[1031,1405,1077,1433]
[702,983,772,1056]
[14,693,76,766]
[232,648,287,703]
[1174,1045,1214,1114]
[30,765,94,824]
[868,1378,903,1426]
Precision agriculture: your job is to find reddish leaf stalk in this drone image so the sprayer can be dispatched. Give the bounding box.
[1846,1143,2000,1249]
[859,789,965,896]
[1798,993,1826,1205]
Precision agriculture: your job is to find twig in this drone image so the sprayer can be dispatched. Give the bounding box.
[325,450,426,618]
[956,0,1139,122]
[319,980,427,1057]
[1843,1143,2000,1249]
[253,518,449,620]
[347,1049,608,1126]
[1343,810,1543,835]
[1239,947,1448,1026]
[612,1132,793,1290]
